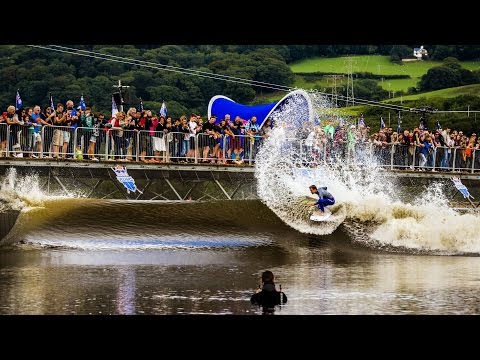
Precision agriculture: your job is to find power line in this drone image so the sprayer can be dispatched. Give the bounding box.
[344,56,356,107]
[325,75,343,107]
[25,45,443,114]
[47,45,295,92]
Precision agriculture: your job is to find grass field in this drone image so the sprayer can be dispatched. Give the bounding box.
[253,83,480,110]
[384,84,480,102]
[290,55,480,92]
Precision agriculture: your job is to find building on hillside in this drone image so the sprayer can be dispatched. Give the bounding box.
[413,46,428,60]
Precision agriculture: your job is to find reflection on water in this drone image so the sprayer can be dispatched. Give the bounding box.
[1,200,480,314]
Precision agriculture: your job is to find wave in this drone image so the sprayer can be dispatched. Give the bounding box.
[254,90,480,255]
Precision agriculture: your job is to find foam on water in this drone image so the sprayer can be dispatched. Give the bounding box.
[0,168,70,212]
[254,90,480,254]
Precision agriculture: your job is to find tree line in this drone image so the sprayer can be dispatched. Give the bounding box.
[1,45,480,119]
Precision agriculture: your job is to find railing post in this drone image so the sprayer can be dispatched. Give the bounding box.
[194,134,198,164]
[412,145,416,171]
[249,136,253,165]
[6,125,10,158]
[390,143,394,170]
[135,130,139,162]
[452,148,457,172]
[472,149,476,174]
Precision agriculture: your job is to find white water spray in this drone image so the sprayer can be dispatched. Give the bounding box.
[255,90,480,254]
[0,168,69,211]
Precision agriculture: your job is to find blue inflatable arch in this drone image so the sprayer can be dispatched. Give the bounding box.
[207,89,314,128]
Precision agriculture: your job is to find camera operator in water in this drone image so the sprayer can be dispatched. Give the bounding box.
[250,270,287,313]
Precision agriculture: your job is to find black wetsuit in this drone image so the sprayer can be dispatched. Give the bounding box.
[250,283,287,312]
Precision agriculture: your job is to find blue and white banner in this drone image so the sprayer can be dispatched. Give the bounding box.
[50,93,55,111]
[139,98,144,112]
[111,166,142,194]
[452,177,473,199]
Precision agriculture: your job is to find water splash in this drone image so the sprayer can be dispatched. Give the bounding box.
[0,168,69,211]
[254,90,480,254]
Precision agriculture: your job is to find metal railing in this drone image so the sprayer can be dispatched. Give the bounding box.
[2,124,480,173]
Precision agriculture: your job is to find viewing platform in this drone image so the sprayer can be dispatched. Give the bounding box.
[1,158,480,204]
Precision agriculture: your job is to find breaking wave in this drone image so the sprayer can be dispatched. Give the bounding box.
[254,90,480,255]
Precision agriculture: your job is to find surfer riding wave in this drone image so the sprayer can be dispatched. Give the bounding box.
[309,185,335,214]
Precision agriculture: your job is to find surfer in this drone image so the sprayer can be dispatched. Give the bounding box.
[309,185,335,213]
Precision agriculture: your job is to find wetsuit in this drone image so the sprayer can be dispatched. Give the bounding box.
[314,187,335,212]
[251,283,287,313]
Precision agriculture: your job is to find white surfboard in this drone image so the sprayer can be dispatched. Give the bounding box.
[310,208,332,222]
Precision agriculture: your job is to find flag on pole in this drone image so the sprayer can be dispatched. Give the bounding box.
[79,95,86,111]
[419,116,425,130]
[397,113,402,133]
[436,120,441,130]
[358,114,365,127]
[15,90,23,110]
[159,100,167,117]
[380,116,385,129]
[112,95,118,117]
[139,98,144,112]
[49,93,55,111]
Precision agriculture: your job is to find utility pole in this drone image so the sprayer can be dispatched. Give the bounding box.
[345,57,356,107]
[112,79,130,113]
[326,74,344,107]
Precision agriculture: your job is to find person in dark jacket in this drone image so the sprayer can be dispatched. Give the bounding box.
[309,184,335,213]
[250,270,287,313]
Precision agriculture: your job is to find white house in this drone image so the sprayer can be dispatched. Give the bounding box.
[413,46,428,60]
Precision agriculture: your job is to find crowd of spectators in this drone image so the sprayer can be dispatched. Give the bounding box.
[1,101,479,172]
[0,102,271,165]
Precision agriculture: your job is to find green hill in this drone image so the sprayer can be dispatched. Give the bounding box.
[290,55,480,92]
[384,84,480,102]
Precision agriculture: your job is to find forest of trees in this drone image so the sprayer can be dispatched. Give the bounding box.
[1,45,480,118]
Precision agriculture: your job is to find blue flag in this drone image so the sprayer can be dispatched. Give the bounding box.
[139,98,144,112]
[436,120,441,130]
[380,116,385,129]
[15,90,23,110]
[49,93,55,110]
[79,95,86,111]
[160,100,167,117]
[397,113,402,133]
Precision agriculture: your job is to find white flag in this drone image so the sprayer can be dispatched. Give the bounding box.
[112,95,118,117]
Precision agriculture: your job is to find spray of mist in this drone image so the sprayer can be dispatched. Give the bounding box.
[254,90,480,254]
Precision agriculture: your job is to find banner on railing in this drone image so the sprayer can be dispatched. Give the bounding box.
[452,177,474,199]
[111,166,143,194]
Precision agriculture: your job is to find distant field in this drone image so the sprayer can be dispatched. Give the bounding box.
[378,78,418,92]
[290,55,480,92]
[294,75,330,90]
[384,84,480,102]
[253,84,480,109]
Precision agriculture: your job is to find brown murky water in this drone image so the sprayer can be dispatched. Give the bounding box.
[1,199,480,315]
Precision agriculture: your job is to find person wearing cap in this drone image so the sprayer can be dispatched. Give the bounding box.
[309,184,335,214]
[250,270,287,314]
